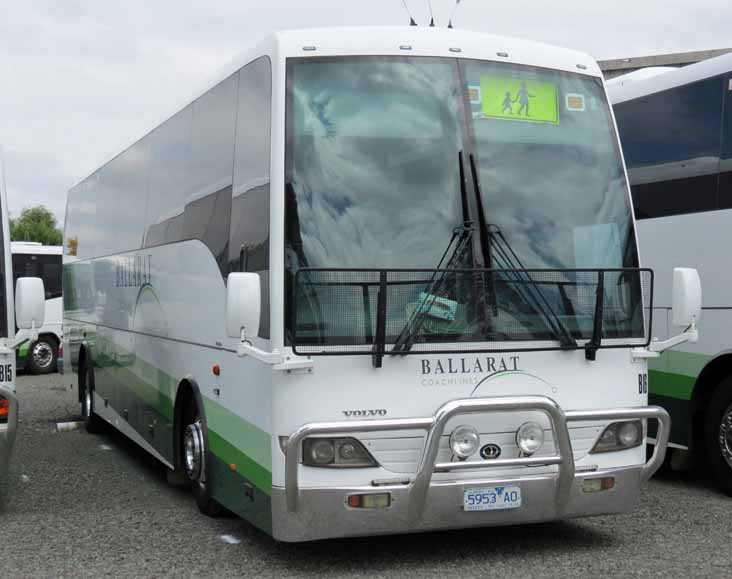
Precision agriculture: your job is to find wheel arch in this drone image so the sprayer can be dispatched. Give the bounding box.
[690,352,732,454]
[173,375,209,472]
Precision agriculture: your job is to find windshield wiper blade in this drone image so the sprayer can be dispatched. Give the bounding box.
[467,155,577,349]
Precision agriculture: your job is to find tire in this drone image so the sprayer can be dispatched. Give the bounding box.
[81,363,105,434]
[182,399,222,517]
[27,337,57,375]
[705,378,732,494]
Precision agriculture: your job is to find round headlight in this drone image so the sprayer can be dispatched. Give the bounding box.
[449,425,480,459]
[516,421,545,456]
[617,421,640,447]
[309,439,335,464]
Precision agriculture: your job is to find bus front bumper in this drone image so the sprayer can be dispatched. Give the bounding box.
[0,388,19,478]
[272,396,670,542]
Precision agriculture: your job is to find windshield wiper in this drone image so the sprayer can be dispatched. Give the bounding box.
[467,155,577,350]
[584,271,604,361]
[389,152,475,358]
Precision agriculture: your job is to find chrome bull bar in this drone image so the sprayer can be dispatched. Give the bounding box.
[284,395,671,515]
[0,387,19,478]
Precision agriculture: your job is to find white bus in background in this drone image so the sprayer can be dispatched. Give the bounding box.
[0,156,47,479]
[63,27,699,542]
[609,53,732,492]
[11,242,62,374]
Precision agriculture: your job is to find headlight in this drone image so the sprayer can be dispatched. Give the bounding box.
[516,421,545,456]
[591,420,643,453]
[449,424,480,459]
[302,437,378,468]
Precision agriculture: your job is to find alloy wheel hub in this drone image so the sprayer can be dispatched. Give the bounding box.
[32,342,53,368]
[184,421,205,482]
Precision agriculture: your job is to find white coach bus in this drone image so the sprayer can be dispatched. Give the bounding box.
[609,53,732,491]
[0,159,46,478]
[63,27,700,542]
[11,242,62,374]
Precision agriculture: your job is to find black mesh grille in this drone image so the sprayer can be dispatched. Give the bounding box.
[292,268,653,356]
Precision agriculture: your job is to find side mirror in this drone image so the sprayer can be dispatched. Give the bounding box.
[15,277,46,330]
[226,272,261,339]
[672,267,701,328]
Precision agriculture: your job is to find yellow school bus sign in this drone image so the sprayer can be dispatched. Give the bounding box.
[480,76,559,124]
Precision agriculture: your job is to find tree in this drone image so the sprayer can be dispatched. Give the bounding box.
[10,206,63,246]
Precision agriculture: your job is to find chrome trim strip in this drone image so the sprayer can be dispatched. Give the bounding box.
[284,396,670,516]
[0,387,19,477]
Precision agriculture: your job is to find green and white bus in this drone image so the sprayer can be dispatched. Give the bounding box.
[609,53,732,491]
[12,242,63,374]
[63,27,699,541]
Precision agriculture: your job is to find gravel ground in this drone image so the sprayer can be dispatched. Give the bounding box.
[2,373,732,578]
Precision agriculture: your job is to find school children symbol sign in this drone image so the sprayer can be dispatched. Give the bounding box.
[480,76,559,124]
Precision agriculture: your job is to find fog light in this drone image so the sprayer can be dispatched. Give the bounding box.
[449,425,480,459]
[516,421,545,456]
[346,492,391,509]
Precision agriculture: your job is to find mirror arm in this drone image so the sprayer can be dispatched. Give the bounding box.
[632,317,699,360]
[235,329,314,372]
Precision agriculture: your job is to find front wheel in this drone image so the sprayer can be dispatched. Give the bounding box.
[28,337,57,375]
[705,378,732,494]
[182,401,222,517]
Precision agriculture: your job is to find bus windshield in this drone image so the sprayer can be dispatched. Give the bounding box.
[284,56,643,350]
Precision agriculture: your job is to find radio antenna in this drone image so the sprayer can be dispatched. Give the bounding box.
[427,0,435,26]
[401,0,418,25]
[447,0,463,28]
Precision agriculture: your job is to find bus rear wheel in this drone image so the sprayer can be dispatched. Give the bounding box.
[182,400,222,517]
[28,337,57,375]
[705,379,732,494]
[81,363,105,434]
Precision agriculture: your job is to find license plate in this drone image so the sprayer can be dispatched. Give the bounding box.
[463,486,522,511]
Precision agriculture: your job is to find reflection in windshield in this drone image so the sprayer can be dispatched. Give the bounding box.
[285,56,641,347]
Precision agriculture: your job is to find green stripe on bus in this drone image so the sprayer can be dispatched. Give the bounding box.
[648,369,695,400]
[208,429,272,495]
[18,342,29,358]
[203,397,271,473]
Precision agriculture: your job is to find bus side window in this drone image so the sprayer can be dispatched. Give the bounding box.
[228,56,272,339]
[616,76,724,219]
[719,75,732,209]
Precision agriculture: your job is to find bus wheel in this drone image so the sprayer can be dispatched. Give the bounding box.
[28,337,57,375]
[705,380,732,494]
[182,401,222,517]
[81,364,104,434]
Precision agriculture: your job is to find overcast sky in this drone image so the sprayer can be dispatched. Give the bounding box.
[1,0,730,227]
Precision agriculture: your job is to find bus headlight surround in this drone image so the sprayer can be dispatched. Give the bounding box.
[302,437,378,468]
[449,424,480,459]
[516,421,545,456]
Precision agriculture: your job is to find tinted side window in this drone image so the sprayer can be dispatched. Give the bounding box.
[144,107,193,248]
[41,255,62,299]
[615,77,724,219]
[229,57,272,338]
[719,76,732,208]
[183,75,237,272]
[144,77,237,272]
[95,142,150,257]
